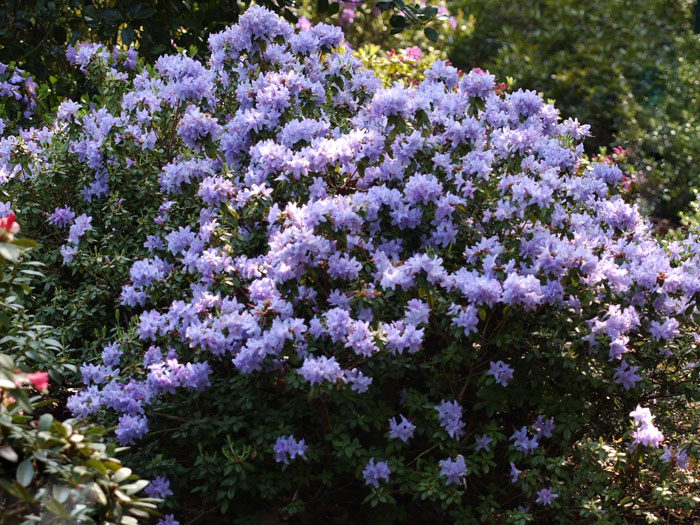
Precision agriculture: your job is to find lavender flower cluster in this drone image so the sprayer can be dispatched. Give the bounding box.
[3,5,700,513]
[0,61,37,135]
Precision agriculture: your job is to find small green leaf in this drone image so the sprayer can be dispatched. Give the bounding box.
[87,458,108,476]
[424,27,439,42]
[16,458,34,487]
[38,413,53,431]
[121,26,135,47]
[120,479,149,495]
[9,388,34,413]
[87,482,108,505]
[114,467,133,483]
[0,445,18,462]
[43,497,72,519]
[10,238,38,249]
[390,14,407,28]
[53,484,71,503]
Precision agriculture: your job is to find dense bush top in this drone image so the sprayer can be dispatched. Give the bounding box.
[447,0,700,223]
[2,6,700,522]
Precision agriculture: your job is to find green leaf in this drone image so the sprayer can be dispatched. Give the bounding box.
[11,238,38,249]
[317,0,329,13]
[0,445,18,462]
[0,243,22,262]
[424,27,439,42]
[0,377,16,389]
[0,478,33,502]
[43,497,72,519]
[114,467,133,483]
[328,2,340,16]
[38,413,53,432]
[87,458,108,476]
[87,482,108,505]
[390,14,408,28]
[121,26,135,47]
[120,479,149,495]
[53,484,71,503]
[16,458,34,487]
[100,9,124,25]
[9,388,34,413]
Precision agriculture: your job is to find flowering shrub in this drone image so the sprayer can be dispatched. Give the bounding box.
[3,6,700,521]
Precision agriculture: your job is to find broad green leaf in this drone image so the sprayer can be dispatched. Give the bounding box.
[16,458,34,487]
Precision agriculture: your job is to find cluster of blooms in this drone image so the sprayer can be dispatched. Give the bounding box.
[273,435,308,465]
[4,6,700,515]
[145,476,174,499]
[0,61,37,135]
[362,458,391,488]
[439,456,467,486]
[629,405,664,449]
[661,445,689,469]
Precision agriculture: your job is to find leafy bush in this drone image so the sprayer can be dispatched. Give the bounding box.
[3,7,700,522]
[0,218,156,524]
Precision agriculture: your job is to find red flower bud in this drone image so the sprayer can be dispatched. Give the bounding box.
[26,371,49,391]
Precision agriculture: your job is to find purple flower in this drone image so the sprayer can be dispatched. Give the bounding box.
[509,462,521,483]
[274,435,308,464]
[488,360,514,387]
[343,368,372,393]
[145,476,173,499]
[449,303,479,335]
[535,487,558,505]
[475,434,493,452]
[629,405,664,448]
[115,414,149,445]
[60,244,78,264]
[532,415,555,438]
[56,100,81,121]
[67,214,92,244]
[502,273,543,312]
[435,400,465,439]
[298,355,343,385]
[47,206,75,227]
[198,176,234,206]
[388,415,416,443]
[439,456,466,486]
[362,458,390,488]
[101,342,122,367]
[404,299,430,325]
[614,360,641,390]
[459,69,496,98]
[510,426,538,454]
[178,105,221,150]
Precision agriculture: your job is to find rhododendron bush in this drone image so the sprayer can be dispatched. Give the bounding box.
[3,7,700,522]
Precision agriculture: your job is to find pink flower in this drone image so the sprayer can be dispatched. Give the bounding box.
[0,212,20,241]
[26,371,49,391]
